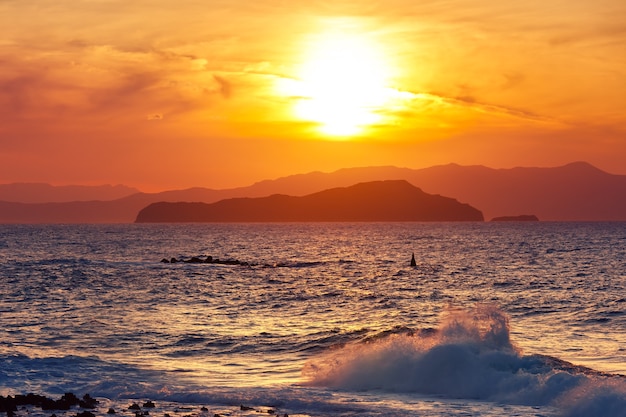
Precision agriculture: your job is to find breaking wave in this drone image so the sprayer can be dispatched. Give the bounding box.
[303,304,626,416]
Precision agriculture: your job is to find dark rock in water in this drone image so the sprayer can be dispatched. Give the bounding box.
[61,393,80,407]
[79,394,98,409]
[185,257,203,263]
[14,393,46,408]
[142,401,155,408]
[128,403,141,411]
[162,255,249,266]
[1,393,100,416]
[491,214,539,222]
[38,392,79,410]
[160,258,170,263]
[240,405,255,411]
[200,406,208,412]
[107,408,116,414]
[410,252,417,267]
[0,396,18,413]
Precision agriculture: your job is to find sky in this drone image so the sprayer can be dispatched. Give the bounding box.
[1,0,625,191]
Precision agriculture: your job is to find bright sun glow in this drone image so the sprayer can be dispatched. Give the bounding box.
[281,32,395,137]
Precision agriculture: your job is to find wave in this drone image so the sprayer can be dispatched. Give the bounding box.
[3,306,625,416]
[0,354,170,398]
[302,304,626,417]
[0,354,376,417]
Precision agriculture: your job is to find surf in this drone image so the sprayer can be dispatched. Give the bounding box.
[303,304,626,416]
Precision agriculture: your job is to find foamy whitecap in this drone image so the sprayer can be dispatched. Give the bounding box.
[557,379,626,417]
[303,304,626,415]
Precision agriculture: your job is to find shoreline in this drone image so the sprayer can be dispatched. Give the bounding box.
[0,394,294,417]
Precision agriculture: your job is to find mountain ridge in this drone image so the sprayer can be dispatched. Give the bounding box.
[1,162,625,222]
[0,183,139,203]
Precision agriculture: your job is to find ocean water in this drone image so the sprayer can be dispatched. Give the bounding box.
[0,222,625,417]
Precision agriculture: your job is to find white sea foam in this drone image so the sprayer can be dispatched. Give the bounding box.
[303,305,626,415]
[557,379,626,417]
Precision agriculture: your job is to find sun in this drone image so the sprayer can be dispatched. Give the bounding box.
[280,32,394,137]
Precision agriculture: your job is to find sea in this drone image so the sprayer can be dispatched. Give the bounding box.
[1,222,625,417]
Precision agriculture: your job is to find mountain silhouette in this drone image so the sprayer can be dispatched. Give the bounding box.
[0,183,138,203]
[135,180,484,222]
[1,162,625,222]
[237,162,626,221]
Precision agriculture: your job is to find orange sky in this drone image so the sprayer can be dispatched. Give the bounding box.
[1,0,625,191]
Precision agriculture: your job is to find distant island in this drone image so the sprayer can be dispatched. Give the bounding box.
[135,180,484,223]
[491,215,539,222]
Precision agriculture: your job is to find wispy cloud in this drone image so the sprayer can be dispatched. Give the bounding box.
[0,41,238,127]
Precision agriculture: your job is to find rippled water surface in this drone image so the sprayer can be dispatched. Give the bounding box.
[1,223,625,417]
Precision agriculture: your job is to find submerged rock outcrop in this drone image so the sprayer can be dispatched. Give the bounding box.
[161,256,248,266]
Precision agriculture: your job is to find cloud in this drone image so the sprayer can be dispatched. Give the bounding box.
[0,39,240,128]
[213,75,232,99]
[0,74,37,115]
[2,0,624,137]
[374,87,557,127]
[444,95,555,123]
